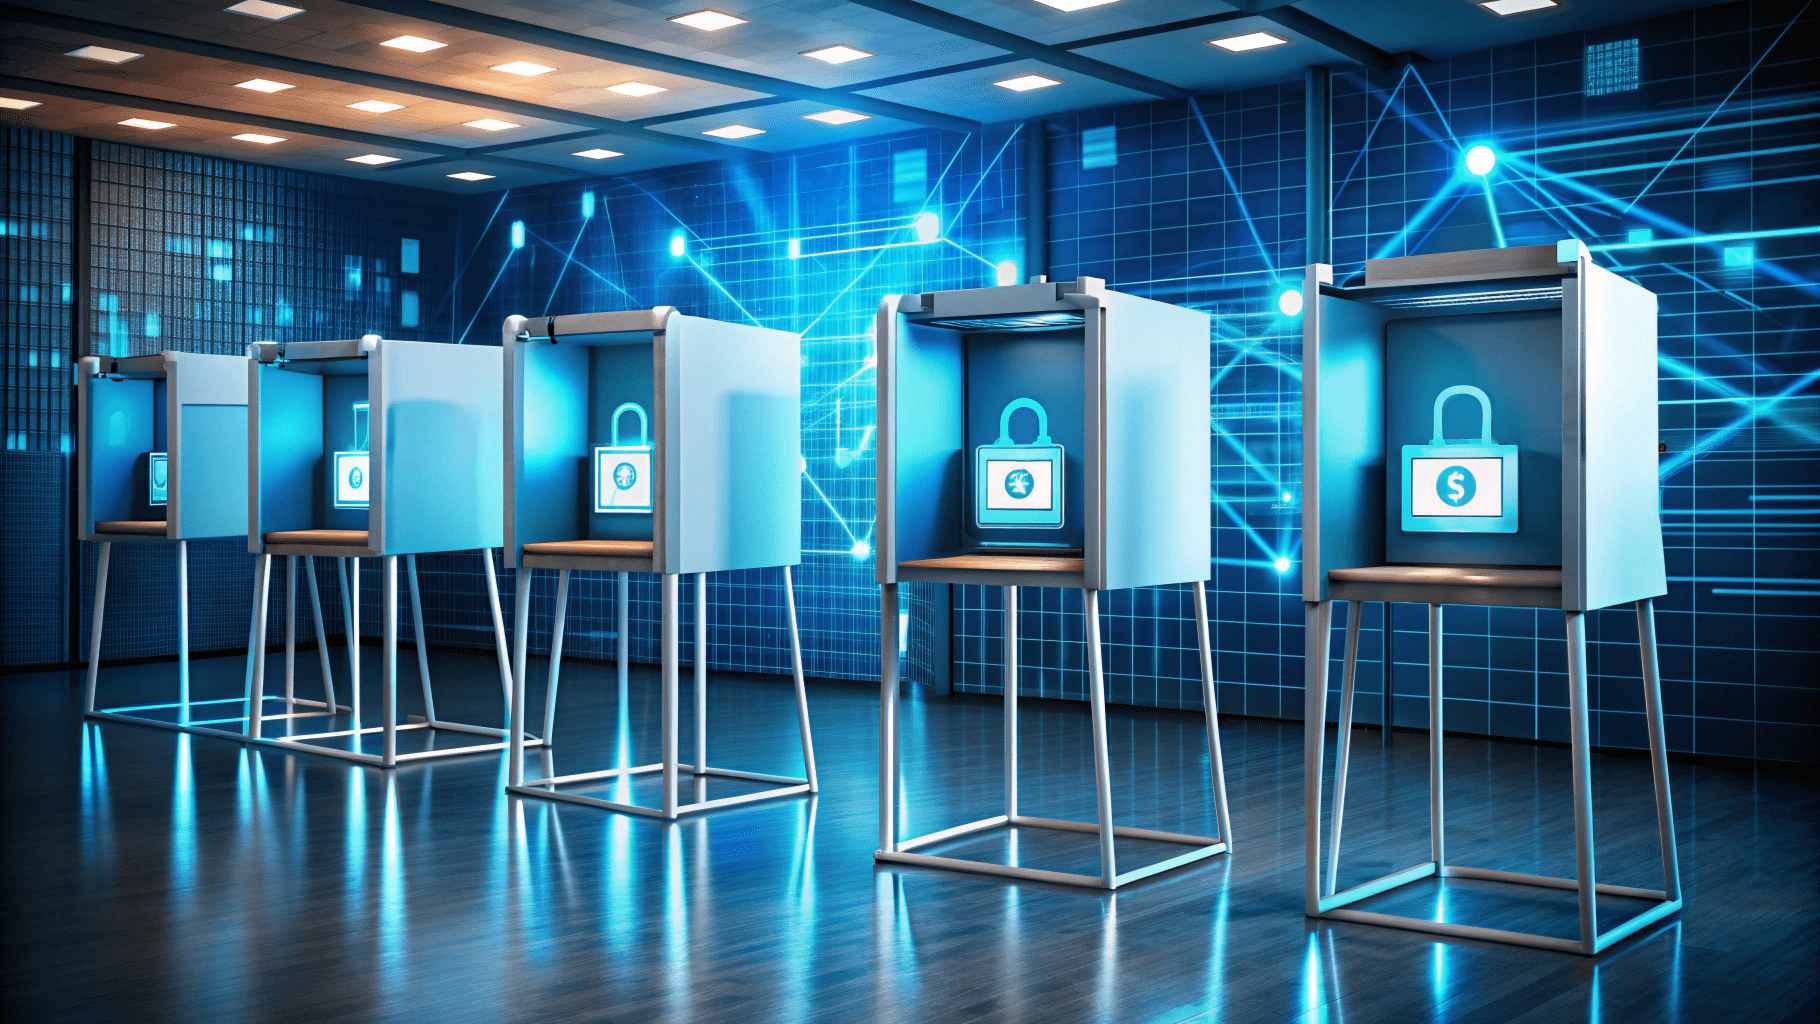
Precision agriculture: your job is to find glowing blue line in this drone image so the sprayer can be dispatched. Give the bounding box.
[455,246,517,344]
[1503,171,1603,247]
[1480,176,1506,248]
[1406,67,1464,150]
[939,128,1007,220]
[427,190,510,327]
[525,228,640,305]
[1560,143,1820,180]
[540,217,591,316]
[1622,0,1811,213]
[682,254,762,326]
[1591,225,1820,251]
[1516,111,1820,157]
[1370,176,1467,260]
[1188,98,1276,277]
[801,469,859,546]
[1213,493,1277,560]
[1649,262,1764,312]
[1712,588,1820,597]
[940,236,1000,270]
[1211,419,1282,490]
[1659,365,1820,480]
[1333,65,1413,202]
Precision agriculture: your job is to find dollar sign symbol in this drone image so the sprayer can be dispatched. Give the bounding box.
[1446,470,1465,504]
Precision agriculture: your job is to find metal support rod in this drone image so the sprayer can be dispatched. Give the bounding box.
[176,540,190,725]
[84,541,110,713]
[1381,601,1392,747]
[510,566,532,789]
[661,574,680,819]
[1328,600,1362,896]
[617,570,630,737]
[1428,602,1444,867]
[247,554,272,738]
[1083,588,1118,887]
[1566,609,1598,952]
[544,568,569,743]
[483,548,514,706]
[879,582,900,853]
[1004,585,1019,819]
[1636,598,1680,901]
[382,555,397,767]
[407,554,435,723]
[1303,599,1334,915]
[1192,580,1232,848]
[783,565,817,792]
[283,553,296,709]
[340,557,361,734]
[304,556,337,712]
[694,572,707,774]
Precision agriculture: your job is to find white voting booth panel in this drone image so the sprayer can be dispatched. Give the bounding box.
[873,277,1230,889]
[76,350,320,739]
[1300,242,1678,954]
[241,336,525,768]
[499,309,815,820]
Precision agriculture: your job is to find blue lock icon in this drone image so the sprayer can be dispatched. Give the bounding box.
[1401,384,1518,534]
[332,400,372,509]
[594,402,653,514]
[148,452,168,507]
[975,397,1064,529]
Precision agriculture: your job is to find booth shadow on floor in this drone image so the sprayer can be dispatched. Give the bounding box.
[4,649,1816,1023]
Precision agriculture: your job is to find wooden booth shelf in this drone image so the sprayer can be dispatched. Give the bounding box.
[1327,565,1564,609]
[94,520,168,536]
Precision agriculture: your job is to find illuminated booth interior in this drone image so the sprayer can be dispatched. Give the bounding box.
[499,309,816,819]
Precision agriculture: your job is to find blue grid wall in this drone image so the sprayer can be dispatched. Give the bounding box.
[452,126,1024,686]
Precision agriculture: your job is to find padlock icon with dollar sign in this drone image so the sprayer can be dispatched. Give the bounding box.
[594,402,653,514]
[1401,384,1519,534]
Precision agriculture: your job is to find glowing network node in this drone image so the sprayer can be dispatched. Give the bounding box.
[669,233,686,257]
[581,191,595,219]
[509,220,524,249]
[1274,557,1291,573]
[788,238,801,258]
[851,539,871,560]
[912,212,940,243]
[1282,491,1293,503]
[1464,145,1497,176]
[995,260,1019,286]
[1277,288,1303,316]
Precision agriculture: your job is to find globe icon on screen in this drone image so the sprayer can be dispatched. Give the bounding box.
[348,465,363,489]
[1005,468,1035,499]
[614,462,638,490]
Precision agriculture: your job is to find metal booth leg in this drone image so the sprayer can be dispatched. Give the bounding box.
[1637,598,1681,903]
[1192,580,1233,852]
[407,554,436,723]
[783,565,818,792]
[484,548,513,712]
[1083,588,1119,887]
[617,571,630,712]
[177,541,191,725]
[694,572,708,775]
[543,569,570,744]
[510,565,533,788]
[1004,585,1019,820]
[1566,609,1598,952]
[1381,601,1393,748]
[284,554,296,710]
[1326,600,1362,896]
[661,573,680,819]
[246,554,273,738]
[339,557,361,736]
[83,541,111,714]
[382,555,398,767]
[1428,603,1445,869]
[304,556,338,712]
[879,581,899,854]
[1303,599,1334,914]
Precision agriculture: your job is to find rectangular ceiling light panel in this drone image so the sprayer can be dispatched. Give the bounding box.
[225,1,305,20]
[802,44,873,64]
[804,109,869,125]
[464,118,520,131]
[1481,0,1558,13]
[0,97,42,110]
[119,118,174,130]
[347,153,399,165]
[232,133,286,144]
[381,35,446,52]
[236,78,294,93]
[702,124,763,138]
[448,171,495,181]
[1208,31,1290,52]
[347,100,404,112]
[491,61,555,76]
[607,81,666,97]
[574,148,623,159]
[1034,0,1120,10]
[67,46,143,64]
[994,74,1061,92]
[671,10,747,31]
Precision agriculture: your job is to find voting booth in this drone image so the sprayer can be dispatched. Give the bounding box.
[872,277,1232,889]
[1300,242,1680,954]
[498,309,816,819]
[244,335,529,767]
[77,349,345,737]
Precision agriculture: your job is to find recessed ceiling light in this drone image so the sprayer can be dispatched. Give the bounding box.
[0,97,42,110]
[464,118,520,131]
[607,81,667,97]
[804,109,869,125]
[1480,0,1558,13]
[235,78,294,93]
[573,148,624,159]
[232,133,286,144]
[670,9,747,31]
[702,124,764,139]
[224,1,305,21]
[802,44,874,65]
[993,74,1062,92]
[381,35,446,52]
[448,171,496,181]
[347,100,404,113]
[491,61,556,76]
[1208,31,1290,52]
[347,153,400,165]
[67,46,143,64]
[1033,0,1120,10]
[118,118,174,130]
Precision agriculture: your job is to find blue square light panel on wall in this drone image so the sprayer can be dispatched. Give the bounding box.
[148,451,167,506]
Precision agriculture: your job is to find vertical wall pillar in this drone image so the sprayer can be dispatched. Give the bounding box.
[66,136,93,667]
[1305,67,1331,267]
[1023,118,1049,282]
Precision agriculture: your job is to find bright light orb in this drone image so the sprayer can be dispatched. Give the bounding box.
[851,539,872,560]
[1465,145,1497,176]
[1274,557,1291,573]
[911,212,940,243]
[995,260,1019,286]
[1282,491,1293,503]
[669,233,686,257]
[1277,288,1303,317]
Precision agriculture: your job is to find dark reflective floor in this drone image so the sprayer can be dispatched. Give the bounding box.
[5,648,1817,1023]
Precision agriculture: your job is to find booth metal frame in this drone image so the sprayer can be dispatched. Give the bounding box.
[498,310,817,819]
[874,278,1232,889]
[1301,242,1680,954]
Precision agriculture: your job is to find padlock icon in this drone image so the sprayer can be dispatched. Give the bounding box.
[332,400,372,509]
[149,452,168,507]
[594,401,653,514]
[1401,384,1519,534]
[975,397,1065,529]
